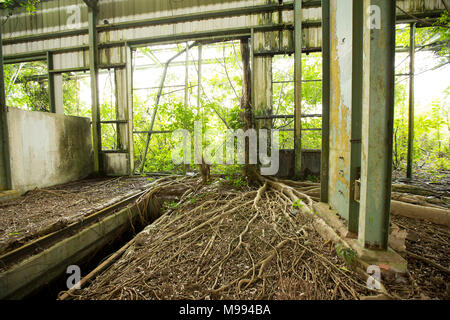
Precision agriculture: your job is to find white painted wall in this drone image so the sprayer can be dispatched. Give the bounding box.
[7,107,94,192]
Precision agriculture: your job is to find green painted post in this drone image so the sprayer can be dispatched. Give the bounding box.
[348,0,364,234]
[406,23,415,179]
[294,0,303,179]
[0,19,12,190]
[87,2,102,174]
[358,0,396,249]
[47,52,56,113]
[320,0,330,202]
[126,45,135,175]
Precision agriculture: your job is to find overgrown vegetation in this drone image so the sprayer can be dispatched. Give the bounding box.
[2,21,448,179]
[394,20,450,179]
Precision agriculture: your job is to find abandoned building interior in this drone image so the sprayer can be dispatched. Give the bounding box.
[0,0,449,301]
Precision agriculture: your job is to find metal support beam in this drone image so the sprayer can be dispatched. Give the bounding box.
[358,0,396,250]
[407,23,416,179]
[320,0,330,202]
[54,74,64,114]
[348,0,364,234]
[126,45,135,175]
[115,68,128,151]
[1,0,442,47]
[87,3,102,174]
[0,19,12,190]
[198,44,202,116]
[294,0,303,179]
[47,52,56,113]
[47,52,64,114]
[185,42,190,109]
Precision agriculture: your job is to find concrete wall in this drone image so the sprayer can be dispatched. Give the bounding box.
[103,153,129,176]
[277,150,321,178]
[6,107,94,192]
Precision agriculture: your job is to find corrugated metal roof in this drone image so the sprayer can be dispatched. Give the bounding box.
[0,0,446,68]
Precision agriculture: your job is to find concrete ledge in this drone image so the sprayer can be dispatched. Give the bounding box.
[0,203,144,299]
[312,202,407,274]
[0,190,22,203]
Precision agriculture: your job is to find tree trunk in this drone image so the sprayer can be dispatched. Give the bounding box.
[240,39,258,183]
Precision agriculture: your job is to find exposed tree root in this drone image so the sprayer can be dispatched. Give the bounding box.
[64,175,384,300]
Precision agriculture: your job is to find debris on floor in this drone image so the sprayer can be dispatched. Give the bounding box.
[0,177,153,255]
[69,177,376,300]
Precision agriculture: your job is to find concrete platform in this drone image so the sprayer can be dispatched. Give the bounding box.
[312,202,408,274]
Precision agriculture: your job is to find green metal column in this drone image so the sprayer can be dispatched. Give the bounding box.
[320,0,330,202]
[294,0,303,179]
[47,52,56,113]
[407,23,416,179]
[348,0,364,234]
[126,45,134,175]
[358,0,396,249]
[0,19,12,190]
[87,2,102,173]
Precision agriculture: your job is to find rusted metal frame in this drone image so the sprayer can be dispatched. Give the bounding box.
[320,0,330,203]
[185,42,190,110]
[0,20,12,190]
[99,2,299,32]
[3,1,442,47]
[1,1,321,46]
[1,24,287,63]
[198,44,203,116]
[2,10,442,57]
[134,131,172,135]
[139,42,198,173]
[407,22,416,179]
[127,24,291,49]
[2,16,434,65]
[253,45,322,56]
[251,28,255,129]
[114,68,126,151]
[114,88,122,151]
[101,150,129,154]
[279,128,321,131]
[48,64,126,74]
[358,0,396,250]
[3,55,47,65]
[273,79,322,83]
[100,120,128,124]
[348,0,364,234]
[87,2,102,174]
[254,114,322,119]
[125,44,134,175]
[294,0,303,179]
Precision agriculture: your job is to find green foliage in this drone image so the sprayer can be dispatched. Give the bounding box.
[0,0,40,14]
[394,81,450,176]
[336,243,358,267]
[2,29,447,180]
[292,199,305,209]
[163,200,179,211]
[4,61,50,112]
